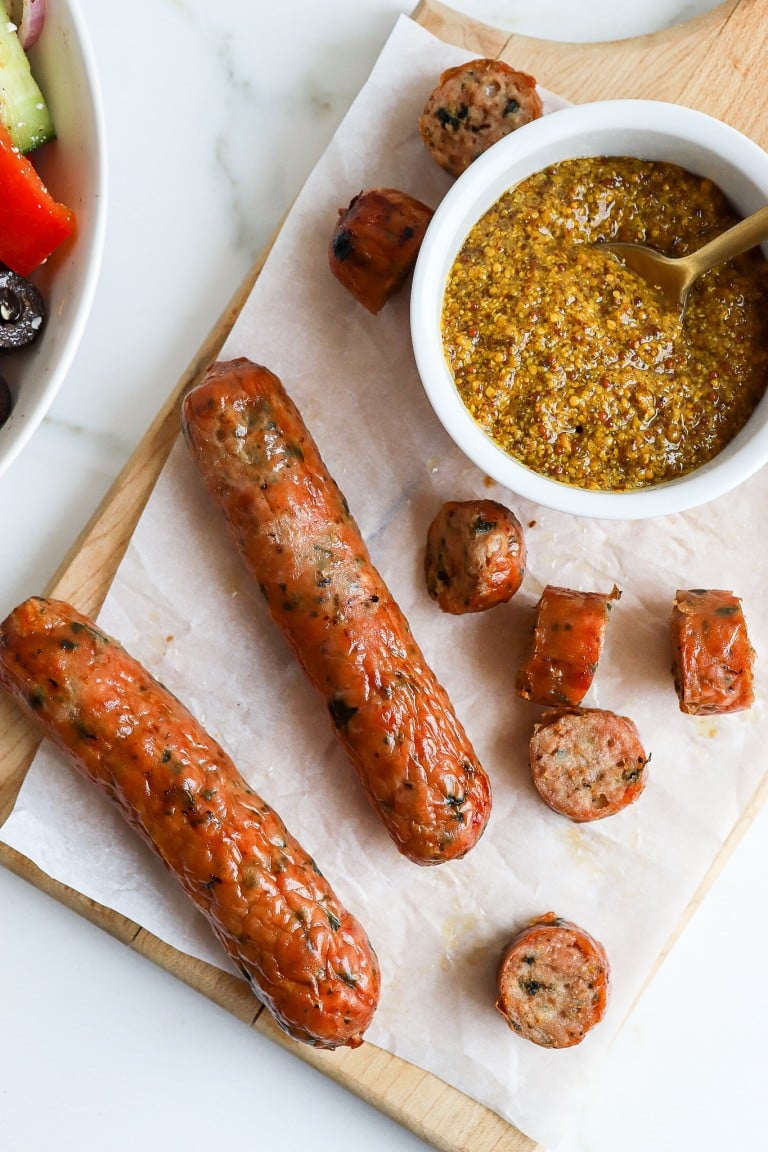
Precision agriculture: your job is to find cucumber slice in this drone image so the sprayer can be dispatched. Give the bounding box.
[0,3,54,152]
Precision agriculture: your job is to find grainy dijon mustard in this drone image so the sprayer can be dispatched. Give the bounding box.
[441,157,768,491]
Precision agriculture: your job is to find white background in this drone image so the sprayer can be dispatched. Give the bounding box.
[3,2,766,1150]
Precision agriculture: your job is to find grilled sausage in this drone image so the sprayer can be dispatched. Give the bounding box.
[496,912,610,1048]
[182,359,492,865]
[671,588,755,714]
[424,498,526,614]
[328,188,434,314]
[516,585,621,707]
[419,58,543,178]
[0,596,380,1050]
[529,707,648,822]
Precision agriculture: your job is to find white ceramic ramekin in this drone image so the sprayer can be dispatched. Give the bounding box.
[411,99,768,520]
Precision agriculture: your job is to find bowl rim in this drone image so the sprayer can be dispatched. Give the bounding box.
[0,0,109,480]
[410,98,768,521]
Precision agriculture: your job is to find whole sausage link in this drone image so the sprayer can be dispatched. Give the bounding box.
[419,59,543,177]
[0,596,380,1049]
[182,358,492,865]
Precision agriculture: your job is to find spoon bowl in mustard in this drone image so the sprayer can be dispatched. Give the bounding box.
[600,202,768,312]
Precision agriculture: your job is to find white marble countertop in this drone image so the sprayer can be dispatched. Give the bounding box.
[3,1,767,1149]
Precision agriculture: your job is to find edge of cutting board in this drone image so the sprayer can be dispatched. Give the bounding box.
[0,2,763,1149]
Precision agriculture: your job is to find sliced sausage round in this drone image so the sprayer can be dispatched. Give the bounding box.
[419,58,543,178]
[516,584,621,707]
[529,707,648,822]
[424,498,526,614]
[328,187,434,314]
[496,913,610,1048]
[671,588,755,714]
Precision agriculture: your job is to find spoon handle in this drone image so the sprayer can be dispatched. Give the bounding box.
[687,202,768,277]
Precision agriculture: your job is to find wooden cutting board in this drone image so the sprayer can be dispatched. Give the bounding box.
[1,2,766,1149]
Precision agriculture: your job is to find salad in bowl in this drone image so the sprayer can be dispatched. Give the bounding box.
[0,0,106,476]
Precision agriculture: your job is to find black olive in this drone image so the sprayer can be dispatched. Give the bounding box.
[0,375,11,428]
[0,270,45,350]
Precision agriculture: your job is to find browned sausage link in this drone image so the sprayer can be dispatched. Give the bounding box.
[516,585,621,707]
[496,912,610,1048]
[419,58,543,178]
[671,588,755,714]
[0,597,380,1050]
[328,188,434,314]
[529,707,648,822]
[424,499,526,614]
[182,359,492,866]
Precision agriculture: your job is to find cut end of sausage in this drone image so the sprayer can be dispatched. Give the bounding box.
[496,913,610,1048]
[419,58,543,178]
[529,708,648,822]
[424,498,526,614]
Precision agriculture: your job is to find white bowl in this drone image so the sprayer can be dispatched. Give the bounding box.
[411,99,768,520]
[0,0,107,479]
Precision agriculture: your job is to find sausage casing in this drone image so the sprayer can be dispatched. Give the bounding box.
[328,188,434,314]
[671,588,755,714]
[516,584,621,707]
[182,358,492,865]
[424,498,526,614]
[0,596,380,1049]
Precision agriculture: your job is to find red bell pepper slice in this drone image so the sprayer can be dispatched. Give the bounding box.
[0,121,75,276]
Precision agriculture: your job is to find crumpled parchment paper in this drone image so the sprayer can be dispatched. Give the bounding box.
[3,15,767,1149]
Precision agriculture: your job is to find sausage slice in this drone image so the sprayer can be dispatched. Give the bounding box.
[496,913,610,1048]
[424,498,526,614]
[419,58,543,177]
[0,597,380,1050]
[182,359,492,865]
[516,585,621,707]
[529,708,648,822]
[671,588,755,714]
[328,188,434,314]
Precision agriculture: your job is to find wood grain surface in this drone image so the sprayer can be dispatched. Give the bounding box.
[0,2,764,1149]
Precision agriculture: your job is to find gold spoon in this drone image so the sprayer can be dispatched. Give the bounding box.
[600,201,768,312]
